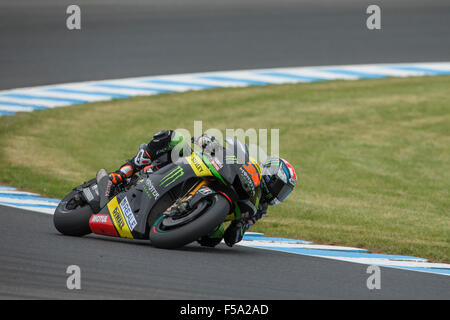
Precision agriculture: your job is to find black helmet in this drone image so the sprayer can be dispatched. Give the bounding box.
[261,157,297,206]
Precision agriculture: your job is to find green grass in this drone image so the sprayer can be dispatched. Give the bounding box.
[1,76,449,262]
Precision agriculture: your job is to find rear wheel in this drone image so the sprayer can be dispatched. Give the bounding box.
[53,189,92,236]
[149,194,230,249]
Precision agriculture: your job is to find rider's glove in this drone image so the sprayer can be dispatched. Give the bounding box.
[109,171,127,185]
[242,211,258,226]
[223,210,259,247]
[193,134,216,149]
[197,224,224,247]
[223,220,245,247]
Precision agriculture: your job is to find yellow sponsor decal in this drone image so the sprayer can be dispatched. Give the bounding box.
[249,156,262,179]
[107,197,133,239]
[186,154,212,177]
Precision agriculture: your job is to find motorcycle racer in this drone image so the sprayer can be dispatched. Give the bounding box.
[108,130,297,247]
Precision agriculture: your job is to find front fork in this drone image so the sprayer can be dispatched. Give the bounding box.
[164,180,210,216]
[187,180,238,222]
[165,179,236,220]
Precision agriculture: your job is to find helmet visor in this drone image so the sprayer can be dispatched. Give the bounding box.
[277,183,294,202]
[266,174,294,204]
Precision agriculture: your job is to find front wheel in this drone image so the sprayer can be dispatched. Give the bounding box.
[149,194,230,249]
[53,189,92,236]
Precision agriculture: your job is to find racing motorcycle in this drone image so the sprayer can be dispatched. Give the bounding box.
[53,138,262,249]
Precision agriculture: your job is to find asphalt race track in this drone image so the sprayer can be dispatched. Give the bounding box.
[1,206,449,299]
[1,0,450,89]
[0,0,449,299]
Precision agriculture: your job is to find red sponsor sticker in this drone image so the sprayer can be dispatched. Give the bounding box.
[89,214,119,237]
[211,159,222,171]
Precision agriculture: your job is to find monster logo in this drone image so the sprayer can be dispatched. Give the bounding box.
[160,166,184,187]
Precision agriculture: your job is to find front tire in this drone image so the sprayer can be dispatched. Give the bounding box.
[53,189,92,236]
[149,194,230,249]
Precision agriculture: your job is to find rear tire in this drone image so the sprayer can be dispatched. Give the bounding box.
[149,194,230,249]
[53,190,92,236]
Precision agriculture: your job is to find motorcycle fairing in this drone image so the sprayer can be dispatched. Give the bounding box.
[90,154,216,240]
[89,146,262,240]
[107,196,135,239]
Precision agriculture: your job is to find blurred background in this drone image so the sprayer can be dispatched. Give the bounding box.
[1,0,449,89]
